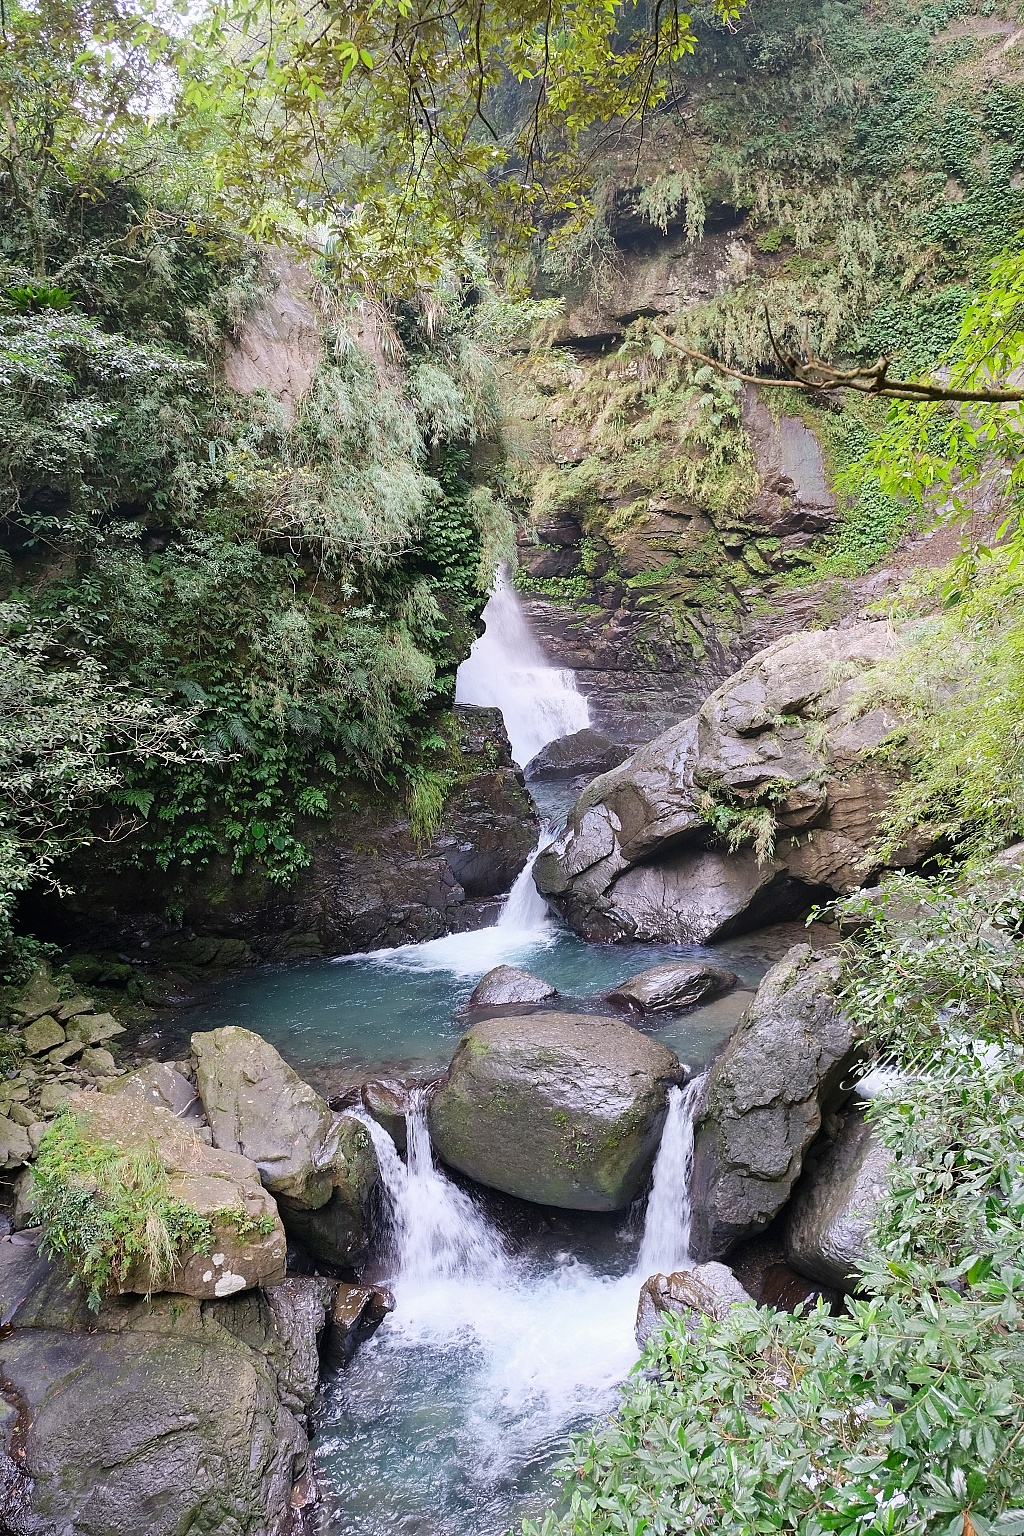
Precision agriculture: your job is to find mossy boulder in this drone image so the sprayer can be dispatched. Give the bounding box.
[25,1092,287,1300]
[428,1012,681,1210]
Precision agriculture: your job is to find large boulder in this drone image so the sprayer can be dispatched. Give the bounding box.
[468,965,558,1008]
[534,623,912,943]
[607,961,738,1015]
[689,945,861,1260]
[784,1106,890,1289]
[635,1262,753,1348]
[193,1027,345,1208]
[428,1012,680,1210]
[192,1027,380,1263]
[24,1092,287,1300]
[0,1229,330,1535]
[524,728,630,782]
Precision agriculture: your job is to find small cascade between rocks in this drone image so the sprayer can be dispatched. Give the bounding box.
[455,564,590,768]
[324,1079,705,1535]
[496,831,553,932]
[635,1075,705,1277]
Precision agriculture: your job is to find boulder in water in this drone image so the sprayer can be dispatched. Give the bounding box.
[524,728,630,782]
[468,965,558,1008]
[428,1011,681,1210]
[784,1106,890,1288]
[607,961,739,1015]
[359,1077,409,1152]
[635,1263,753,1348]
[689,945,861,1260]
[193,1026,344,1209]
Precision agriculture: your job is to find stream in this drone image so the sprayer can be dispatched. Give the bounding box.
[165,577,798,1536]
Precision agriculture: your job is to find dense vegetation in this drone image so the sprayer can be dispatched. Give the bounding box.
[511,0,1024,645]
[526,867,1024,1536]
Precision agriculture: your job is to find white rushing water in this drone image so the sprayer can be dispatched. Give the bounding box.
[495,832,552,932]
[635,1076,704,1277]
[328,1079,703,1533]
[455,565,590,768]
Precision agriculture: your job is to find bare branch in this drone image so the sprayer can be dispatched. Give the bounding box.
[651,322,1024,404]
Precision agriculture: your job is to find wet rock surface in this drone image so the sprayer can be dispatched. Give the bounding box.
[534,623,915,943]
[607,961,739,1015]
[635,1262,753,1348]
[0,1230,330,1536]
[429,1011,681,1210]
[689,945,861,1261]
[524,729,630,782]
[785,1106,890,1289]
[468,965,559,1008]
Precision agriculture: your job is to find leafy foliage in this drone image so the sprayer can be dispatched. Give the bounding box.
[528,863,1024,1536]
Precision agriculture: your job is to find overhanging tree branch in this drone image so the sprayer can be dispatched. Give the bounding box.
[650,322,1024,404]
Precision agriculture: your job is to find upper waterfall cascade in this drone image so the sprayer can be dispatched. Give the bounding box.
[455,565,590,768]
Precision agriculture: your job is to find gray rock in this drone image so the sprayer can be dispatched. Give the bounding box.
[104,1060,204,1122]
[276,1115,379,1268]
[323,1281,395,1368]
[192,1026,339,1209]
[607,961,739,1014]
[360,1079,408,1152]
[21,1016,64,1057]
[468,965,558,1008]
[785,1107,890,1288]
[689,945,861,1260]
[635,1262,753,1348]
[0,1230,324,1535]
[9,968,61,1027]
[64,1012,125,1048]
[524,729,630,782]
[534,623,911,943]
[428,1012,680,1210]
[0,1116,31,1170]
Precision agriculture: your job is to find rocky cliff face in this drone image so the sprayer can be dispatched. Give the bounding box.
[27,706,537,967]
[534,621,925,943]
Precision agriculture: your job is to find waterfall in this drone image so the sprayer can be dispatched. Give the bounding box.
[455,564,590,768]
[352,1092,507,1287]
[634,1075,705,1278]
[496,832,551,932]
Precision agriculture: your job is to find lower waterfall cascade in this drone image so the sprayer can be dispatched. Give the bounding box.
[317,1083,704,1536]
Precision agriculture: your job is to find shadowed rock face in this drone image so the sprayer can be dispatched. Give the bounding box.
[689,945,862,1261]
[0,1230,333,1536]
[428,1012,681,1211]
[23,705,538,965]
[785,1106,890,1289]
[534,622,918,944]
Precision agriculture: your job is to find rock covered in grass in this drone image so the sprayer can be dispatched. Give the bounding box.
[467,965,558,1008]
[428,1011,681,1210]
[607,961,739,1015]
[689,945,861,1260]
[24,1092,286,1300]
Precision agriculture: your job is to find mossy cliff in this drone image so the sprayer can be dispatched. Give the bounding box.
[505,0,1024,739]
